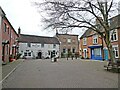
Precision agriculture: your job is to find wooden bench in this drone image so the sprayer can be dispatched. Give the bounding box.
[104,60,120,72]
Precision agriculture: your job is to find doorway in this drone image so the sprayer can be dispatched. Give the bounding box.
[83,49,87,58]
[104,49,108,60]
[38,52,42,59]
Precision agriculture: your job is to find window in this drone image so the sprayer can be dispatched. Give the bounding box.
[93,35,98,44]
[68,49,71,53]
[83,38,87,45]
[72,39,75,43]
[26,50,29,52]
[94,48,101,56]
[11,33,13,39]
[110,29,118,41]
[27,43,31,47]
[8,27,9,34]
[67,38,71,43]
[41,44,44,48]
[4,23,7,32]
[28,52,31,56]
[63,38,66,43]
[24,52,27,56]
[112,45,119,58]
[48,51,50,55]
[53,44,56,48]
[72,48,75,53]
[6,45,8,55]
[63,49,66,53]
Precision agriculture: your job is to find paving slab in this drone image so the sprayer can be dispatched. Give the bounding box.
[2,58,119,88]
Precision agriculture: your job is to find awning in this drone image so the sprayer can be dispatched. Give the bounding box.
[88,45,102,48]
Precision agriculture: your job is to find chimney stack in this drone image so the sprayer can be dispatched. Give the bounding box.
[18,27,21,37]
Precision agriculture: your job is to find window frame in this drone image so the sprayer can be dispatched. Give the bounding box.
[93,35,98,44]
[41,43,44,48]
[112,45,119,58]
[110,29,118,42]
[67,38,71,43]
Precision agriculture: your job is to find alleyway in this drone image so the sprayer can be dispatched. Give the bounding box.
[2,59,118,88]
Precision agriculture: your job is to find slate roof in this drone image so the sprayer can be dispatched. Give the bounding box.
[80,29,92,39]
[110,14,120,29]
[56,33,79,36]
[80,14,120,39]
[18,34,60,44]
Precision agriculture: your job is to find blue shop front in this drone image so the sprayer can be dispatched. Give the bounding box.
[88,45,103,60]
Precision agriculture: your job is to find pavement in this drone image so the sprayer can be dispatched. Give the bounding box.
[1,59,24,83]
[1,58,119,88]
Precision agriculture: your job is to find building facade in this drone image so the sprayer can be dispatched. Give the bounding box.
[56,33,79,57]
[18,34,60,59]
[80,15,120,61]
[0,7,5,65]
[0,7,19,64]
[80,30,103,60]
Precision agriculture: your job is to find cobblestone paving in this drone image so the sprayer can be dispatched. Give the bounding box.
[2,58,119,88]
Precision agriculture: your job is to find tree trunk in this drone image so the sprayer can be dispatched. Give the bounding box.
[107,43,115,64]
[104,36,115,64]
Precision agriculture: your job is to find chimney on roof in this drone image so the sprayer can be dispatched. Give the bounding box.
[18,27,21,37]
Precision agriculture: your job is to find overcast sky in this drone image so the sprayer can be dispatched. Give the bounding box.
[0,0,84,37]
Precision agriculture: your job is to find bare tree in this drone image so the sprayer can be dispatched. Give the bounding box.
[34,0,119,63]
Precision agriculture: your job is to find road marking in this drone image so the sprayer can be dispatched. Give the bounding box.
[0,61,23,84]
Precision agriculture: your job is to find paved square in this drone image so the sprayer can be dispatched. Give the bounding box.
[2,58,119,88]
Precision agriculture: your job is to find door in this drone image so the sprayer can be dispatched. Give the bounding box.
[91,49,94,59]
[104,49,108,60]
[38,52,42,59]
[83,49,87,58]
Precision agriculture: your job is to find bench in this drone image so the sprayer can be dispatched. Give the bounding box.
[104,60,120,72]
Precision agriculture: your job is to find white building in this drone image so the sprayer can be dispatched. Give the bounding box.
[18,34,60,59]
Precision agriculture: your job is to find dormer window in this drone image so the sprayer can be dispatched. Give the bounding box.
[93,35,98,44]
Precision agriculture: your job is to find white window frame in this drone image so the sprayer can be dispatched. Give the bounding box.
[112,45,119,58]
[83,38,87,45]
[110,29,118,42]
[93,35,98,44]
[67,38,71,43]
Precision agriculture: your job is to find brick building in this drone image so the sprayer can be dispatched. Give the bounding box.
[0,7,5,65]
[56,33,79,58]
[0,7,19,64]
[80,14,120,61]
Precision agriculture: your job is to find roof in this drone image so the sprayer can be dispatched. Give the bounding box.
[56,33,79,36]
[0,6,18,36]
[110,14,120,29]
[80,14,120,39]
[80,29,92,39]
[18,34,60,44]
[0,6,5,15]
